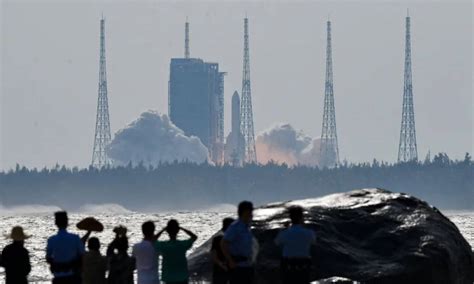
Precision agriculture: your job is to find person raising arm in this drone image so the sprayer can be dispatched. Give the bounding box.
[156,219,197,284]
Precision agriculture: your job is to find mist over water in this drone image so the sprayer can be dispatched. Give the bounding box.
[0,205,62,216]
[76,203,133,214]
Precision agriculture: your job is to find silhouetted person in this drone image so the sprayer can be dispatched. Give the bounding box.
[108,235,135,284]
[221,201,256,284]
[211,218,235,284]
[107,225,128,258]
[46,211,85,284]
[275,206,316,284]
[155,219,197,284]
[0,226,31,284]
[82,237,107,284]
[132,221,160,284]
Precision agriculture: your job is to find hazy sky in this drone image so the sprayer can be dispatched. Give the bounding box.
[1,0,472,170]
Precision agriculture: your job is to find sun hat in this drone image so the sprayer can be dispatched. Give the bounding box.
[77,217,104,232]
[6,226,30,241]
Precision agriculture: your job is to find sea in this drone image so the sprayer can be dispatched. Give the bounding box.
[0,209,472,283]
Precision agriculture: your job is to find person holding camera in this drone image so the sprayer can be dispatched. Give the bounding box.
[107,226,135,284]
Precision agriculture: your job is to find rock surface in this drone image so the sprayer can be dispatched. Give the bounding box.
[188,188,473,284]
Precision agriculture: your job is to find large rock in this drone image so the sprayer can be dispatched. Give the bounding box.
[188,188,473,284]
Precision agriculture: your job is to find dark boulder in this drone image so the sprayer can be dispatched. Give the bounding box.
[189,188,473,284]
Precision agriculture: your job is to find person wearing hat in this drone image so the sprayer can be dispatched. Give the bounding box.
[0,226,31,284]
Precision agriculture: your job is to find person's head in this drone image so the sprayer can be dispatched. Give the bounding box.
[54,211,68,229]
[238,201,254,224]
[88,237,100,251]
[113,226,127,238]
[115,237,129,253]
[8,226,30,244]
[166,219,180,240]
[142,221,155,239]
[289,206,304,225]
[222,217,235,233]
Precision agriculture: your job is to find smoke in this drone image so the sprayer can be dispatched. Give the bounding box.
[107,111,209,166]
[256,124,321,167]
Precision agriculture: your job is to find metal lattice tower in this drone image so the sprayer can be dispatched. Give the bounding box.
[185,19,190,58]
[216,72,226,164]
[398,12,418,162]
[91,17,112,168]
[319,20,340,168]
[240,17,257,164]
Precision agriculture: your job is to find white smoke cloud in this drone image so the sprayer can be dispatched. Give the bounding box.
[107,111,209,166]
[256,124,321,167]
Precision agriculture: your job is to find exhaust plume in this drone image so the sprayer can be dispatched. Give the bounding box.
[256,124,321,167]
[107,111,209,166]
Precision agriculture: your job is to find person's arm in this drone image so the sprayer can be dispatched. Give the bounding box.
[220,238,236,269]
[106,241,115,258]
[180,227,197,242]
[24,250,31,276]
[131,256,136,270]
[106,238,119,257]
[211,249,227,270]
[0,248,4,267]
[46,239,53,264]
[74,236,85,270]
[101,255,108,272]
[221,225,238,269]
[78,236,86,255]
[311,231,317,245]
[274,230,284,246]
[81,231,92,244]
[154,228,166,241]
[211,237,227,270]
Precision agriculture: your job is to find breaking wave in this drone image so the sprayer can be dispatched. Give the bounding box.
[0,204,62,215]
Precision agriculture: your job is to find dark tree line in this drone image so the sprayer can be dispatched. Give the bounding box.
[0,153,472,210]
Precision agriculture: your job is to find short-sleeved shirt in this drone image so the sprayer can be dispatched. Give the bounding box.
[132,240,160,284]
[155,239,195,282]
[46,229,85,278]
[275,224,316,258]
[223,220,253,267]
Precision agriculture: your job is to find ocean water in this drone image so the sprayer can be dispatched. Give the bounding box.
[0,210,472,283]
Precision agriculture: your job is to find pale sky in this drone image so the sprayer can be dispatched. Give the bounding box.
[0,0,472,170]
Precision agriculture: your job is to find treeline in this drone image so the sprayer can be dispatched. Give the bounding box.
[0,153,472,210]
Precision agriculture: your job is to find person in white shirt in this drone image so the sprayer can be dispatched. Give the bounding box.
[275,206,316,284]
[133,221,160,284]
